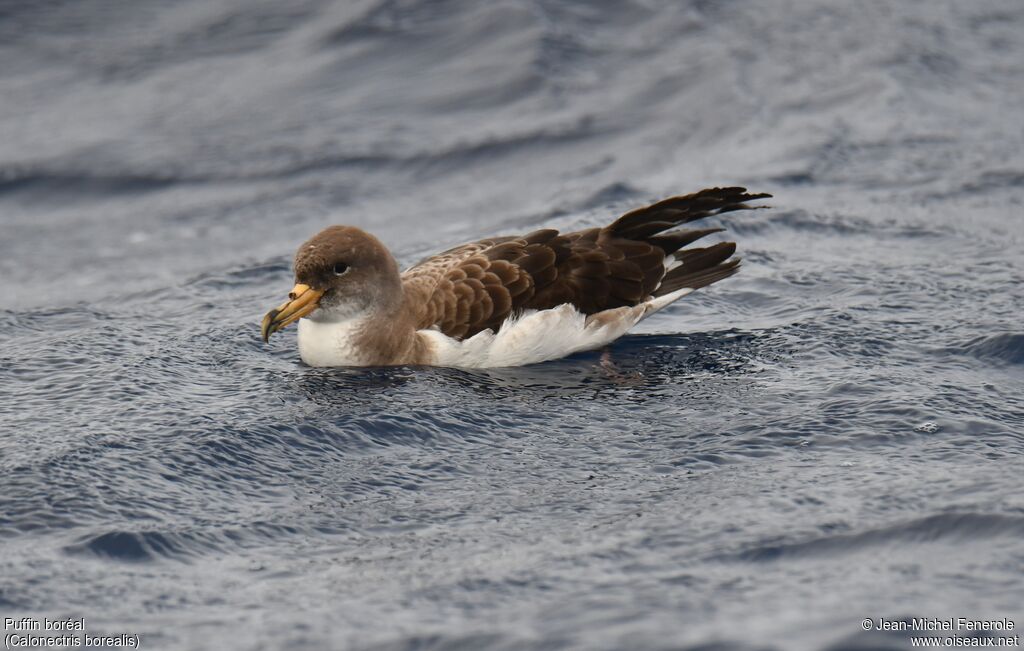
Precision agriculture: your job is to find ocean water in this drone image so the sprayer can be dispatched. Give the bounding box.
[2,1,1023,649]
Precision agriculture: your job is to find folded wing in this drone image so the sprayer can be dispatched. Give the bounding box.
[402,187,770,340]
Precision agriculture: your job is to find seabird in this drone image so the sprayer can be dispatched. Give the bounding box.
[261,187,770,367]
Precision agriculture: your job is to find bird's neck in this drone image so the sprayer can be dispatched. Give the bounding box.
[297,292,425,367]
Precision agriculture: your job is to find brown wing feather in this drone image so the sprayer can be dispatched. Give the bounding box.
[402,187,770,340]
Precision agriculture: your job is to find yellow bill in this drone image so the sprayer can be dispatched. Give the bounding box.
[261,283,324,342]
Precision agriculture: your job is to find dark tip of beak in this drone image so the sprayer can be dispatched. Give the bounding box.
[261,308,280,343]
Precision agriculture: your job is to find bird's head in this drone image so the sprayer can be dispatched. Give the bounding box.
[260,226,400,342]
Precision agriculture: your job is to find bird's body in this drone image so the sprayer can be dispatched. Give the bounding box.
[295,286,694,368]
[261,187,770,368]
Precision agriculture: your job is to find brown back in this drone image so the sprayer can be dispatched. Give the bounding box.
[401,187,770,340]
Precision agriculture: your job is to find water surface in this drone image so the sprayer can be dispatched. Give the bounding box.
[1,1,1023,649]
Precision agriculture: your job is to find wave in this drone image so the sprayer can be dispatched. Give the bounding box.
[951,333,1024,366]
[62,522,303,563]
[728,513,1024,563]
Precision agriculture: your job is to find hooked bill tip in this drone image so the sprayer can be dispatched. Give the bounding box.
[260,309,280,343]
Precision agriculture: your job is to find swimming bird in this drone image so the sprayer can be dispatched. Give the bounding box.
[261,187,770,367]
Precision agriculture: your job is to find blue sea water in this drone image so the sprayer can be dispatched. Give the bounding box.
[1,1,1023,649]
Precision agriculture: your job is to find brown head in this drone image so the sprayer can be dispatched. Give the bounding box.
[261,226,402,342]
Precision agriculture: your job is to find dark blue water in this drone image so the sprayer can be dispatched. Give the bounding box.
[2,1,1023,649]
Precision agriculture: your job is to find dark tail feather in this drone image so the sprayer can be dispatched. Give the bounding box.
[674,241,736,268]
[655,259,741,296]
[647,227,725,255]
[654,241,742,296]
[609,187,771,240]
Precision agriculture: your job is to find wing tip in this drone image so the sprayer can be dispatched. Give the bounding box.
[609,187,772,238]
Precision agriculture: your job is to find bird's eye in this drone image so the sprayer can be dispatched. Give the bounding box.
[333,262,349,276]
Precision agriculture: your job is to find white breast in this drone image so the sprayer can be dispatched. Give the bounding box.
[297,316,371,367]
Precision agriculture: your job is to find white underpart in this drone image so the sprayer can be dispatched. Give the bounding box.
[297,313,372,367]
[420,287,694,368]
